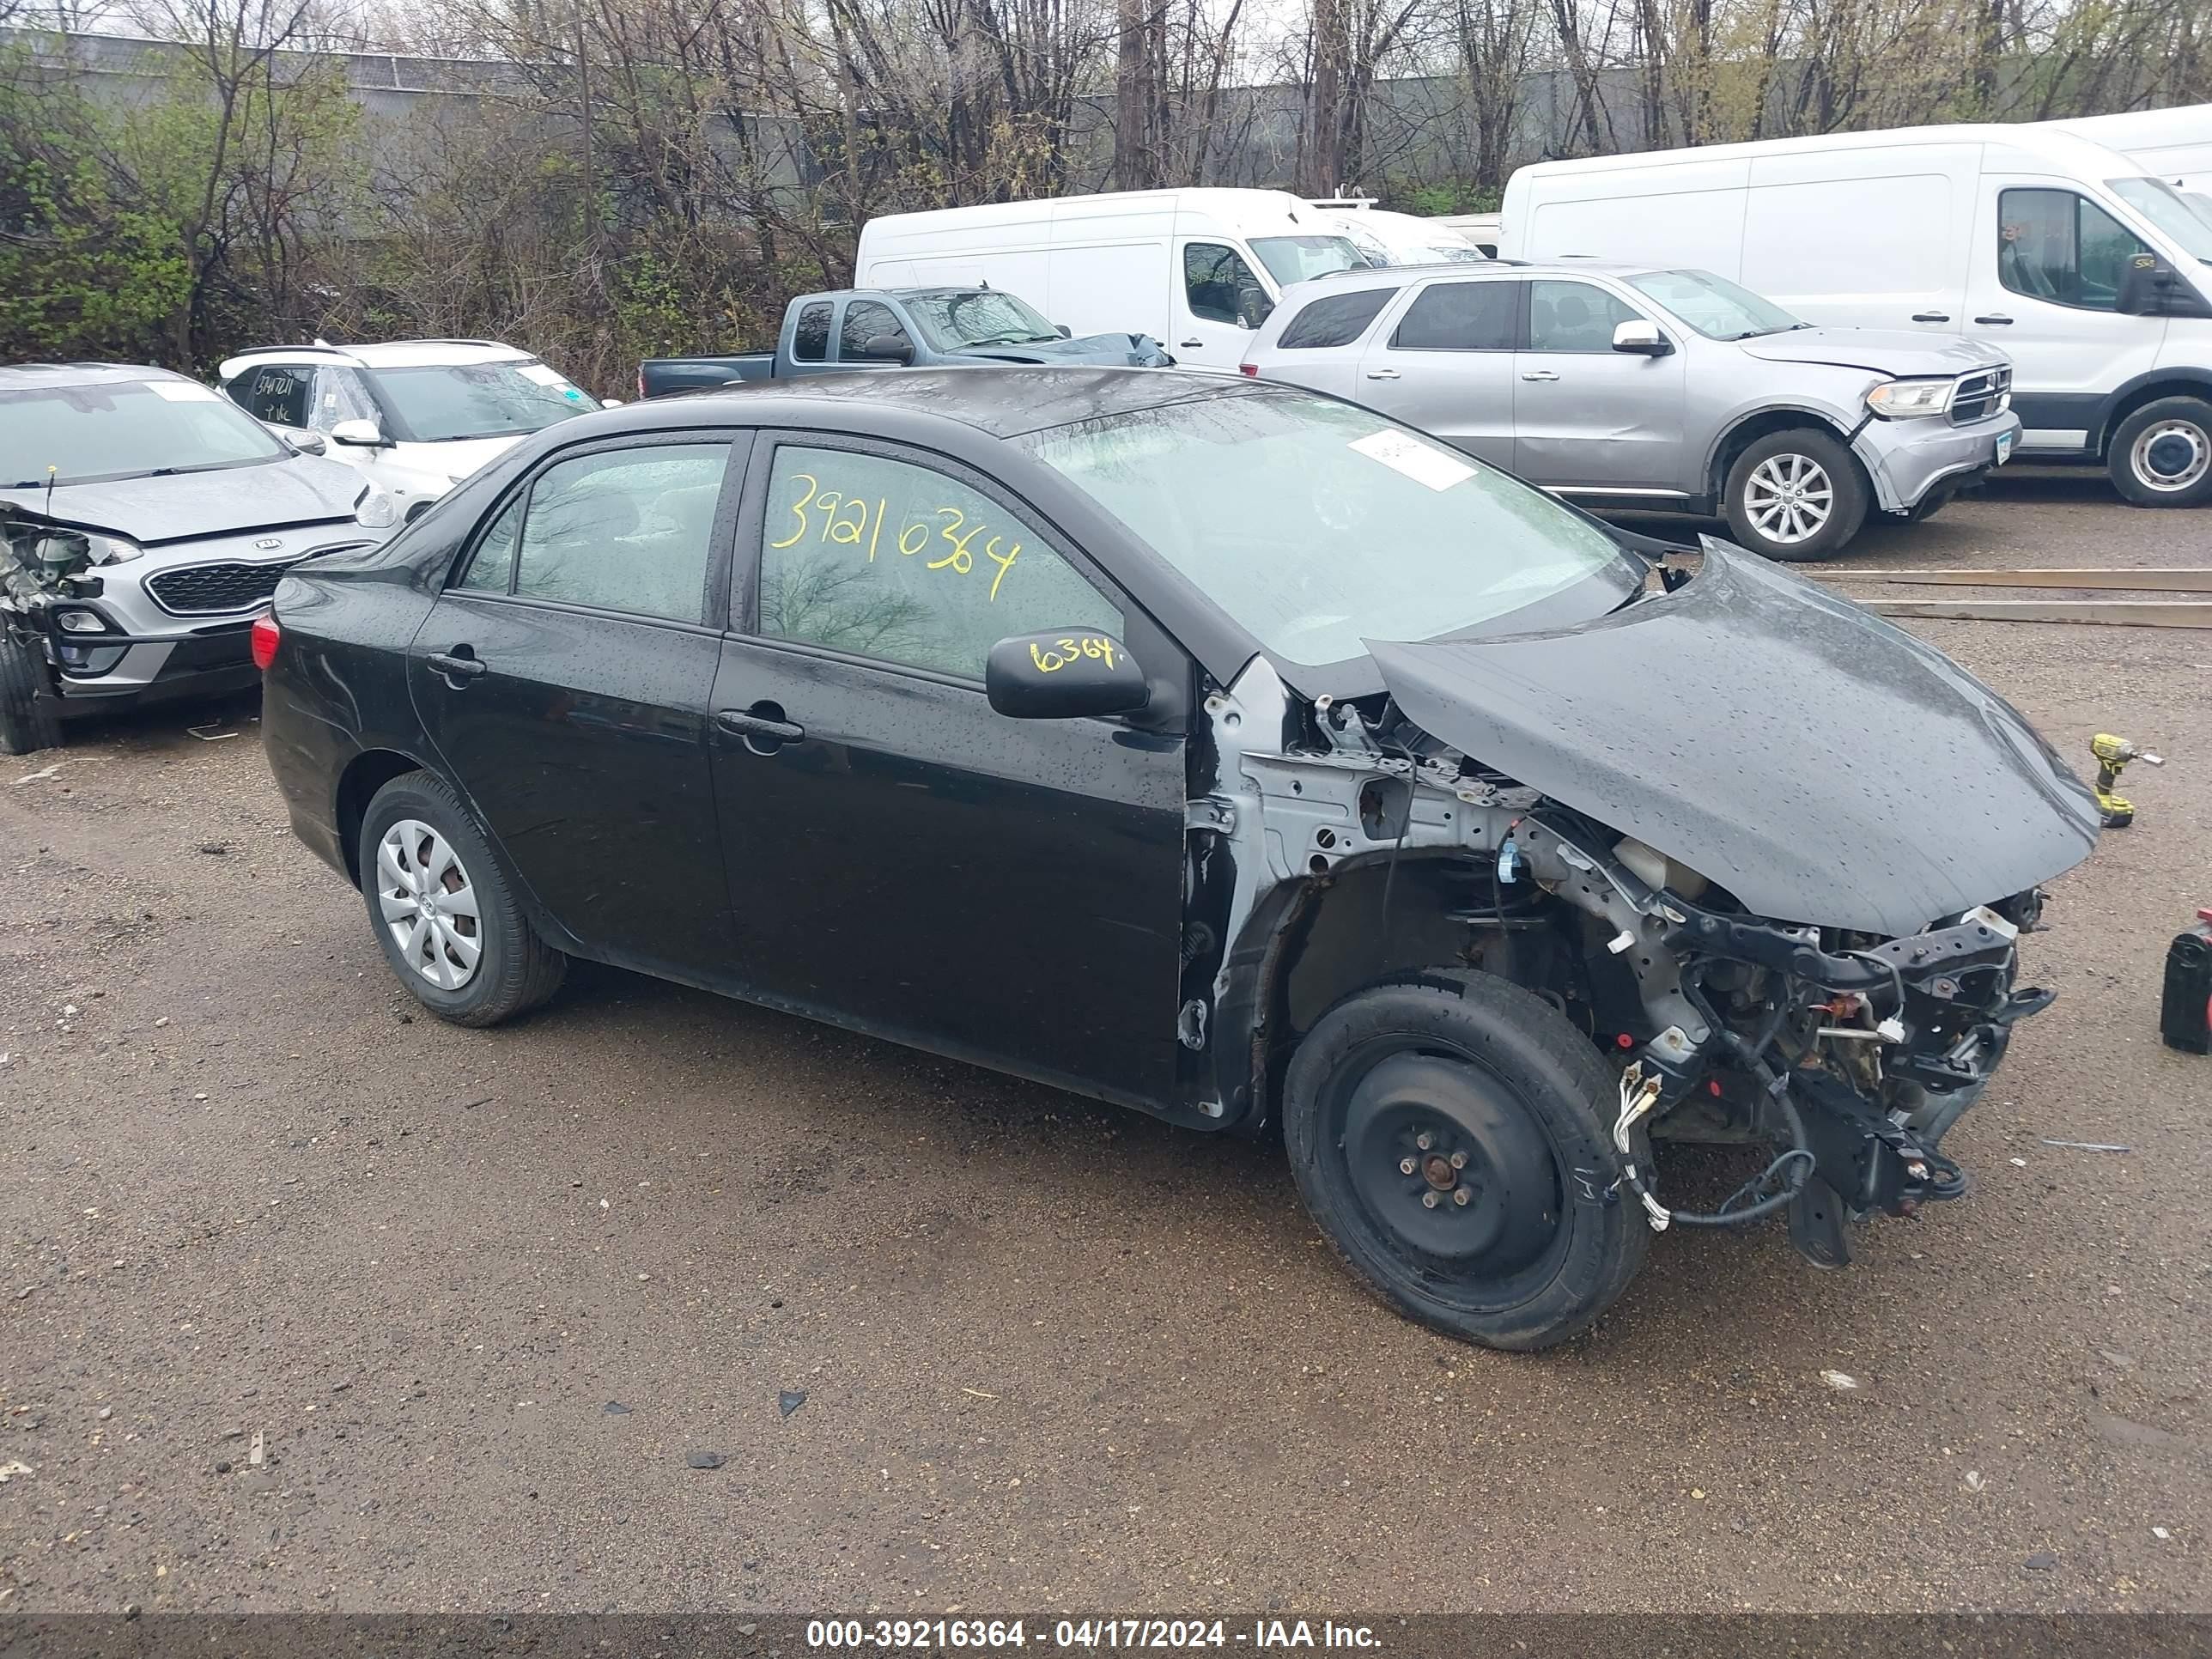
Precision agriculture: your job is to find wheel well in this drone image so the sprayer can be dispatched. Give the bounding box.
[1707,410,1856,503]
[333,749,424,887]
[2096,380,2212,458]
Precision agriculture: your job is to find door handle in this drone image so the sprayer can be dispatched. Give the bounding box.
[716,704,805,749]
[1973,313,2014,325]
[427,649,487,683]
[1911,311,1952,323]
[1365,368,1401,380]
[1520,370,1560,382]
[1178,338,1204,349]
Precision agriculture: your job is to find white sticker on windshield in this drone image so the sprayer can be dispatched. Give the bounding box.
[519,364,566,386]
[1349,428,1474,492]
[146,380,222,402]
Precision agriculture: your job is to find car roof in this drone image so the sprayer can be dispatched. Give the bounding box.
[622,366,1261,440]
[1293,257,1662,295]
[0,362,198,392]
[219,339,533,374]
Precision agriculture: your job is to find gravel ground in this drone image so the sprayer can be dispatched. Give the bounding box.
[2,473,2208,1617]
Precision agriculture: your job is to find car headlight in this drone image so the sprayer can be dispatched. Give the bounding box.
[1866,378,1954,419]
[355,483,398,529]
[87,534,143,565]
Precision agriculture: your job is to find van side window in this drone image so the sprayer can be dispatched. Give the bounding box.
[1528,281,1643,352]
[1391,281,1517,351]
[792,302,834,362]
[1186,243,1265,326]
[1278,288,1397,349]
[1998,189,2148,311]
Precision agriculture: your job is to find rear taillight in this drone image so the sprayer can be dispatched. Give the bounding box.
[250,613,281,672]
[1238,362,1258,378]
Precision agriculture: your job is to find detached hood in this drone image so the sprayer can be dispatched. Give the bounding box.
[1367,542,2099,936]
[1735,326,2005,378]
[947,332,1175,368]
[0,455,362,547]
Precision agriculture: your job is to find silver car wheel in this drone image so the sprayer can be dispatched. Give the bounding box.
[1743,453,1835,546]
[2129,419,2210,494]
[375,817,483,990]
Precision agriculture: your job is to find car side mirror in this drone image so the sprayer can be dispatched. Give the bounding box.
[599,396,625,408]
[2117,253,2211,318]
[860,334,915,366]
[330,417,388,448]
[1055,323,1072,338]
[281,429,327,457]
[1613,319,1671,356]
[1236,285,1273,330]
[986,629,1148,720]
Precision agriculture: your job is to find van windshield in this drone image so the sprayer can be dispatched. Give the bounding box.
[1624,270,1806,340]
[2108,177,2212,263]
[1248,234,1367,287]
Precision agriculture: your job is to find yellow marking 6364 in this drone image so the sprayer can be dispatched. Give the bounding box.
[1029,635,1117,674]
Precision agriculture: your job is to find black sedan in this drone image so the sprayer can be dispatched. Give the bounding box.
[260,369,2099,1350]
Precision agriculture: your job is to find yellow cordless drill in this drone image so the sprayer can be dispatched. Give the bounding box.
[2091,733,2163,828]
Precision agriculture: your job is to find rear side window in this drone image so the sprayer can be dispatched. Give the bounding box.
[1392,282,1517,350]
[1999,188,2149,312]
[792,302,833,362]
[1278,288,1397,349]
[237,365,313,428]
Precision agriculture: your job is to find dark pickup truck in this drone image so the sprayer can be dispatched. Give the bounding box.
[636,286,1172,398]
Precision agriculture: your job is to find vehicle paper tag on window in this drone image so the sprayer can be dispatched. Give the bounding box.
[1349,429,1474,492]
[520,365,567,386]
[148,381,222,403]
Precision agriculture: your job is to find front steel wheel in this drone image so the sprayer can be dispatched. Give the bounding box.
[2111,397,2212,507]
[1283,971,1650,1351]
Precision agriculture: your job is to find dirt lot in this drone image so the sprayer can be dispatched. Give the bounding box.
[2,471,2208,1617]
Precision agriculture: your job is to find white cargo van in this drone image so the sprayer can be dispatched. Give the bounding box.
[1501,123,2212,505]
[854,189,1366,374]
[2041,105,2212,194]
[1305,198,1489,265]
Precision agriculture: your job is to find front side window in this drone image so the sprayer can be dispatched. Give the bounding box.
[758,444,1121,681]
[791,302,833,362]
[1278,288,1397,349]
[1021,390,1628,669]
[1528,281,1645,352]
[904,290,1058,349]
[1624,270,1802,340]
[310,367,380,433]
[0,379,283,487]
[366,361,599,443]
[238,364,315,428]
[840,301,912,362]
[1391,281,1517,350]
[456,495,522,592]
[496,443,730,623]
[1999,188,2150,310]
[1185,242,1267,326]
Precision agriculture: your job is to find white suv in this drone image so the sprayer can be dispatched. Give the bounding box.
[217,339,605,524]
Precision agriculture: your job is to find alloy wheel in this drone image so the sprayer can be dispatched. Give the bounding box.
[1743,452,1835,545]
[376,818,483,990]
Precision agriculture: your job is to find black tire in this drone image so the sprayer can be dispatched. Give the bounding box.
[1282,970,1650,1352]
[2107,396,2212,507]
[1722,428,1869,562]
[358,769,566,1027]
[0,629,61,757]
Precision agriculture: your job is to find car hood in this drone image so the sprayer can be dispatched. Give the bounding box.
[1735,326,2004,377]
[945,333,1175,368]
[0,456,362,546]
[390,434,526,485]
[1365,540,2100,936]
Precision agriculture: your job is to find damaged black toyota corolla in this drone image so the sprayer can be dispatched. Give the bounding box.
[260,368,2101,1350]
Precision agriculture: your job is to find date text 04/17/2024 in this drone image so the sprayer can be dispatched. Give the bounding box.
[804,1620,1383,1650]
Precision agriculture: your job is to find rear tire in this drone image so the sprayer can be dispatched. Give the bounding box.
[0,630,61,757]
[1282,969,1650,1351]
[1723,428,1869,562]
[359,769,566,1026]
[2108,396,2212,507]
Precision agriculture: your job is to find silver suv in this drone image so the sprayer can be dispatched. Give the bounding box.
[1240,260,2021,561]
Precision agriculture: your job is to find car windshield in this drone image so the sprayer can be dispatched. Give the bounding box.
[906,290,1060,349]
[366,362,599,443]
[1022,390,1629,668]
[1625,269,1806,339]
[1249,234,1368,287]
[2108,176,2212,263]
[0,379,285,487]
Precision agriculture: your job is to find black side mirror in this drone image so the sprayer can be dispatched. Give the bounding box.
[986,629,1148,720]
[1055,323,1073,338]
[860,334,914,365]
[2118,252,2212,318]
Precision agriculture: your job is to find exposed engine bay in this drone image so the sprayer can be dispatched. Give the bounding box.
[1182,610,2079,1269]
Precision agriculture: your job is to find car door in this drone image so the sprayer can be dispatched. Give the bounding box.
[1970,180,2168,452]
[1353,276,1522,468]
[1513,278,1688,492]
[709,432,1188,1106]
[410,433,745,978]
[1174,240,1267,370]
